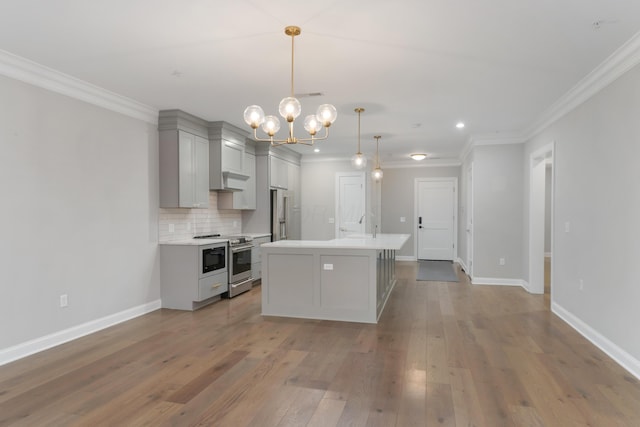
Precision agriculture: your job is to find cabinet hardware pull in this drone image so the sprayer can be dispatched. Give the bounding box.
[212,283,223,289]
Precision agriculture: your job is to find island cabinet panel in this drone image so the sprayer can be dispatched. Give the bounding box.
[251,235,271,281]
[261,234,409,323]
[263,254,315,307]
[319,255,369,310]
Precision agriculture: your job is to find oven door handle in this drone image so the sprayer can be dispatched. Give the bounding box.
[230,244,253,253]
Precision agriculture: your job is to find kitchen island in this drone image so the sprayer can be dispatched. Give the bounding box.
[261,234,410,323]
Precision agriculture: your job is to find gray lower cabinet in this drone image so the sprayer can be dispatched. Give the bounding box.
[160,245,228,310]
[251,236,271,281]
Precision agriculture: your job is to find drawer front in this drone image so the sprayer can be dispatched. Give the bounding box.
[198,271,228,301]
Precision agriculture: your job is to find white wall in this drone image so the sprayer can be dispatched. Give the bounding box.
[300,159,359,240]
[381,165,461,258]
[0,75,160,352]
[472,144,524,280]
[524,64,640,363]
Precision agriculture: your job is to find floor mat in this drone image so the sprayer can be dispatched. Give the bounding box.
[416,260,459,282]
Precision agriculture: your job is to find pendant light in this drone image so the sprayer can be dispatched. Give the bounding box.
[243,26,337,146]
[351,108,367,169]
[372,135,383,181]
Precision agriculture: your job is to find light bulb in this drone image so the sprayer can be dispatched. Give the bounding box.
[278,97,301,122]
[410,153,427,161]
[316,104,337,127]
[351,153,367,169]
[372,168,383,181]
[243,105,265,128]
[261,115,281,136]
[303,115,322,135]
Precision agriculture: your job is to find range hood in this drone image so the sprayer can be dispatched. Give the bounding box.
[221,171,249,192]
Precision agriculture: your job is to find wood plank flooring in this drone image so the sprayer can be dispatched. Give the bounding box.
[1,262,640,426]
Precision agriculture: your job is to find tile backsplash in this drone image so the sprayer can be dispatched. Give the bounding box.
[159,192,242,242]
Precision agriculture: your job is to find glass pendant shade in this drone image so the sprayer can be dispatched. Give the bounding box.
[316,104,338,127]
[262,115,281,136]
[243,105,265,128]
[372,167,383,181]
[351,152,367,169]
[279,97,301,122]
[304,115,322,135]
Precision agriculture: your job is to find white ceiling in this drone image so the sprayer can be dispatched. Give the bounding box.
[2,1,640,163]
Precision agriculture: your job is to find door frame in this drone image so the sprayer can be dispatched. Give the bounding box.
[335,171,366,238]
[528,142,554,295]
[414,177,458,261]
[466,162,474,277]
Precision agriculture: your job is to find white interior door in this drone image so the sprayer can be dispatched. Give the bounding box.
[416,179,457,260]
[336,172,365,238]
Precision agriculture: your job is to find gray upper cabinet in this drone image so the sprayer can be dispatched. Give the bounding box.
[270,155,289,189]
[178,131,209,208]
[159,110,211,209]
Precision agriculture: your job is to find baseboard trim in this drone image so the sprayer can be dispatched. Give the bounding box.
[472,277,529,290]
[552,302,640,381]
[0,299,161,366]
[396,256,417,262]
[456,257,468,273]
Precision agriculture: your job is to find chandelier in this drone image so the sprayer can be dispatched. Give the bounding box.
[372,135,383,181]
[351,107,367,169]
[243,26,337,146]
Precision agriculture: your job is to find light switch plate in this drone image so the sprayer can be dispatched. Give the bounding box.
[323,263,334,270]
[328,218,335,224]
[400,217,406,223]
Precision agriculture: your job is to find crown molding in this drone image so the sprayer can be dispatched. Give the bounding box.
[524,30,640,139]
[0,49,158,124]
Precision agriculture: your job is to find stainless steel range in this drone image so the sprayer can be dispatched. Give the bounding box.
[193,234,254,298]
[223,235,253,298]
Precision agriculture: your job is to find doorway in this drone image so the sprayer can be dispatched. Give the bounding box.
[415,178,458,260]
[528,143,554,296]
[466,163,474,277]
[335,172,366,238]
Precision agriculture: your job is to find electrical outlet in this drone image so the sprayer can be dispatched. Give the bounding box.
[499,257,505,266]
[328,218,335,224]
[59,294,68,307]
[186,222,191,231]
[168,223,175,233]
[565,221,570,233]
[400,217,406,223]
[579,279,584,291]
[323,264,334,270]
[233,220,239,228]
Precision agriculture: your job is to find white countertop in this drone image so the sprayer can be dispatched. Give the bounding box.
[262,233,410,250]
[159,232,271,246]
[159,238,228,246]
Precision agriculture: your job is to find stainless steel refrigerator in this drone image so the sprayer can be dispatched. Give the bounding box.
[271,189,291,241]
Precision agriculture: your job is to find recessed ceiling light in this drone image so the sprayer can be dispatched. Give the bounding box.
[410,153,427,161]
[456,122,465,129]
[314,148,320,153]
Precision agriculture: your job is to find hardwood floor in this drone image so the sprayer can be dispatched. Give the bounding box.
[1,262,640,426]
